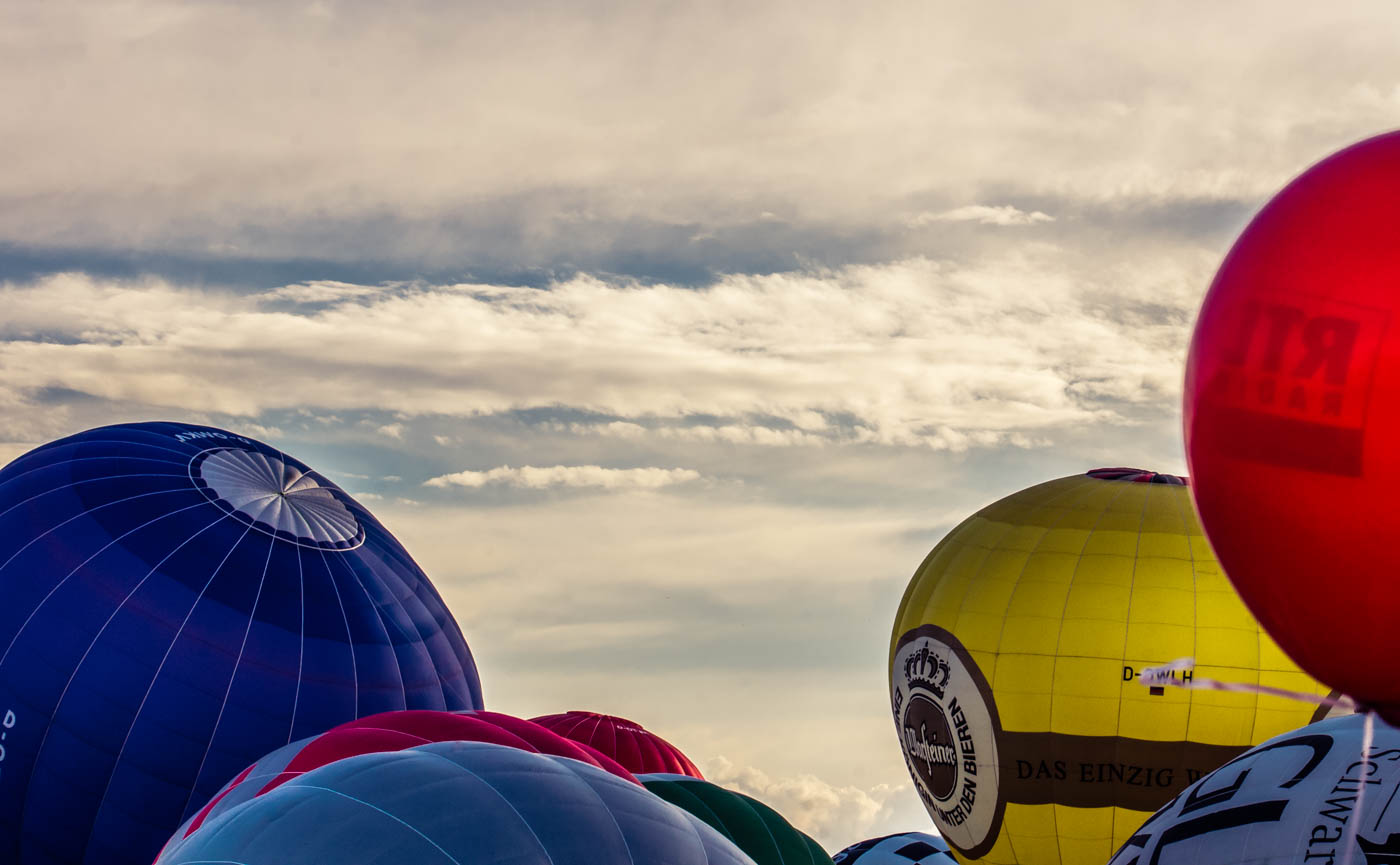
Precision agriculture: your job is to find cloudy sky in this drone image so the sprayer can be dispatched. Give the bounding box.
[5,0,1400,849]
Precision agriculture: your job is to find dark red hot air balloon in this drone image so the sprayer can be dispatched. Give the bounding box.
[530,710,704,777]
[1185,130,1400,723]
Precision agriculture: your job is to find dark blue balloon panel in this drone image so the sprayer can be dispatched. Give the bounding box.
[0,422,484,865]
[155,742,756,865]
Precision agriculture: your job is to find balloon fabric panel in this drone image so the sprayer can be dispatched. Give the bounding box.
[465,710,638,778]
[531,710,705,778]
[0,423,483,865]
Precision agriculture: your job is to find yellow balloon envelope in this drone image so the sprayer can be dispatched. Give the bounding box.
[888,468,1339,865]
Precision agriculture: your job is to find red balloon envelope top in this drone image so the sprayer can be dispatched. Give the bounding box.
[176,709,639,843]
[529,710,705,778]
[1184,130,1400,721]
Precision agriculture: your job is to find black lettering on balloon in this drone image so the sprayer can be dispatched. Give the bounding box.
[1318,796,1356,825]
[1148,801,1288,865]
[1207,734,1334,790]
[1180,768,1250,815]
[1261,305,1305,372]
[1115,832,1150,865]
[1296,316,1360,386]
[1223,301,1260,366]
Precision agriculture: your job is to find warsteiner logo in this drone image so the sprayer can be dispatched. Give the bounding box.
[891,625,1004,860]
[903,692,958,800]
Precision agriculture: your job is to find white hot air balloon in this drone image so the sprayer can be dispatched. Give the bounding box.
[1109,713,1400,865]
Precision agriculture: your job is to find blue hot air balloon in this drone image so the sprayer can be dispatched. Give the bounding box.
[154,741,757,865]
[0,422,483,865]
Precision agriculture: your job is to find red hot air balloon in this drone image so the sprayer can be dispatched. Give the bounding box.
[530,711,704,777]
[171,709,639,847]
[1185,130,1400,722]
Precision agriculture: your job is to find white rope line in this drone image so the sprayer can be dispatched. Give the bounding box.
[1137,657,1359,710]
[1340,711,1375,865]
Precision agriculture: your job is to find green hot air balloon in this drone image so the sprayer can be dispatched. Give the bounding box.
[640,774,833,865]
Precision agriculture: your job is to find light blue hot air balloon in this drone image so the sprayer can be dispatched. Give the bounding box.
[155,741,757,865]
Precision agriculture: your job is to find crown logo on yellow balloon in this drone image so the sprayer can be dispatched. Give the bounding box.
[904,644,952,700]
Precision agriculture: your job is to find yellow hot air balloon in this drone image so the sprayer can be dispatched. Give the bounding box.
[889,468,1341,865]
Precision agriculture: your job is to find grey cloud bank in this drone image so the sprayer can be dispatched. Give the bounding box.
[5,1,1400,283]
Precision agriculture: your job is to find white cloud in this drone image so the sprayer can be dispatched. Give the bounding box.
[261,281,391,304]
[236,422,284,441]
[909,205,1054,227]
[569,421,830,447]
[424,464,702,490]
[0,253,1196,452]
[703,757,932,852]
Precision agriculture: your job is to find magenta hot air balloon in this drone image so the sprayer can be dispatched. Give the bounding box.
[531,710,705,777]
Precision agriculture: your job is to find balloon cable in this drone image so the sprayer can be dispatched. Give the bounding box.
[1137,657,1358,710]
[1339,711,1376,865]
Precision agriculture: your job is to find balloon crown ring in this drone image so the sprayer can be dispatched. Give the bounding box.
[189,446,366,550]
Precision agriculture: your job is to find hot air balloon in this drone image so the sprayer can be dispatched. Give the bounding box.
[171,709,639,845]
[532,710,704,777]
[154,742,757,865]
[833,832,956,865]
[1184,130,1400,724]
[1107,713,1400,865]
[640,773,832,865]
[890,468,1340,865]
[0,422,483,865]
